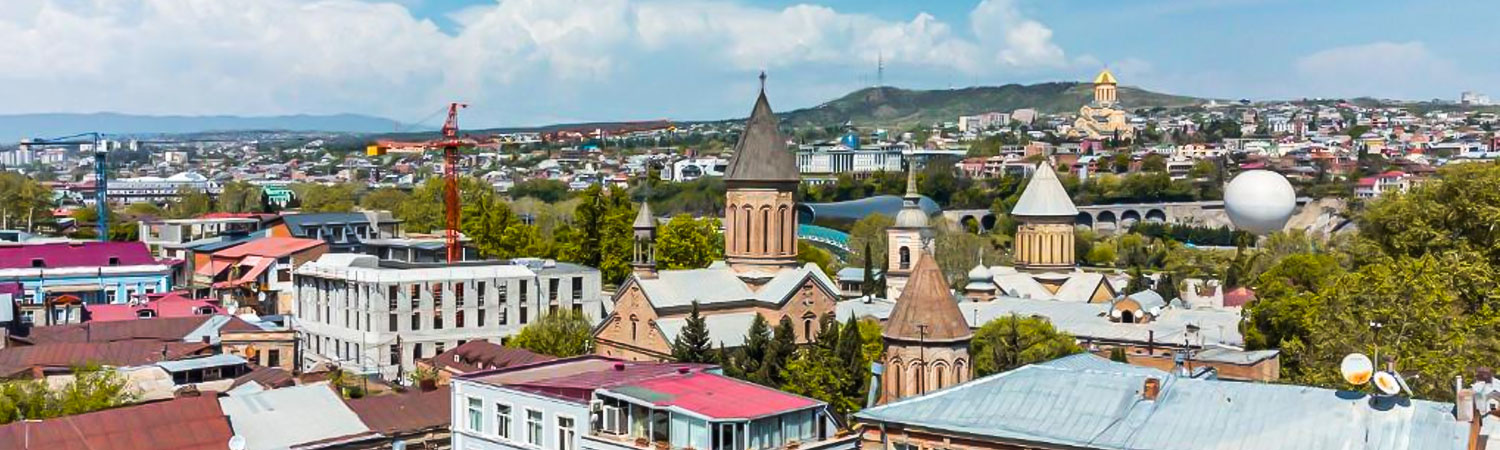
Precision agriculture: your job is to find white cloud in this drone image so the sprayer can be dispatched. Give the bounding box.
[0,0,1076,124]
[1294,41,1467,100]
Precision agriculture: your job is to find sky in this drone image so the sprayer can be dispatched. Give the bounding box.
[0,0,1494,129]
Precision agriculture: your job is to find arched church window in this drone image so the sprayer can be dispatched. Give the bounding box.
[899,246,911,270]
[760,207,770,254]
[630,314,639,340]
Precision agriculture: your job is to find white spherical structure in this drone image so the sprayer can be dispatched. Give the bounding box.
[1224,170,1296,235]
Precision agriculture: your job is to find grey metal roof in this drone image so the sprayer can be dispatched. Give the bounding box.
[633,201,656,229]
[219,383,374,450]
[1011,161,1079,217]
[633,263,837,310]
[836,297,896,322]
[856,359,1470,450]
[1034,353,1167,377]
[656,311,761,347]
[155,354,247,372]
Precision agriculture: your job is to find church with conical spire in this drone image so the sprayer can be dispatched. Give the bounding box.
[593,73,843,362]
[879,250,971,404]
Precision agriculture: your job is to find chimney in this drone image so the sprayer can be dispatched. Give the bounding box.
[1143,378,1162,401]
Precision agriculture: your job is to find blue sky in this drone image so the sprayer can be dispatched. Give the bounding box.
[0,0,1492,128]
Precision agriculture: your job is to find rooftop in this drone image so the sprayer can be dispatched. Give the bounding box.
[0,396,232,450]
[18,315,262,345]
[462,355,715,404]
[856,357,1470,450]
[604,371,822,420]
[431,340,555,375]
[210,237,324,258]
[346,386,451,435]
[723,79,799,184]
[1011,161,1079,217]
[0,241,161,270]
[218,383,375,450]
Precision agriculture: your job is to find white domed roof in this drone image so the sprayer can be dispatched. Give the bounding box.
[1224,170,1296,235]
[968,264,991,281]
[894,207,929,228]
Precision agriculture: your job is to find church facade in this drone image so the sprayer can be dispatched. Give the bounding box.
[1070,69,1135,142]
[593,75,842,362]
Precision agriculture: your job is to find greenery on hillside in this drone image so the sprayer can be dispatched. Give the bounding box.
[777,83,1207,129]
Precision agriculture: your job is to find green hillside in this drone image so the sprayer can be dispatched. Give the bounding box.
[777,82,1208,129]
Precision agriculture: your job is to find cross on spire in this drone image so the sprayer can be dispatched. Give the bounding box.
[759,71,767,92]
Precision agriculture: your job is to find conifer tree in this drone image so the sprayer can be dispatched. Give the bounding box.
[737,314,772,384]
[671,301,713,363]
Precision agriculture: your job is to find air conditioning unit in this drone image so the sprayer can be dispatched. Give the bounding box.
[589,399,603,412]
[601,406,625,435]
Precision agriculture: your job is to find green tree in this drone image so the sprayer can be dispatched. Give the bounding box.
[168,187,212,218]
[294,183,360,213]
[860,243,878,296]
[734,314,773,383]
[509,179,571,203]
[671,302,714,363]
[656,215,723,270]
[507,310,594,357]
[780,346,859,415]
[557,185,634,285]
[1123,267,1150,293]
[0,364,138,425]
[1109,347,1129,363]
[757,316,797,387]
[1140,153,1167,172]
[796,241,839,278]
[123,201,164,217]
[1154,271,1179,301]
[360,187,409,212]
[846,214,894,268]
[219,181,265,213]
[971,314,1083,377]
[0,172,55,231]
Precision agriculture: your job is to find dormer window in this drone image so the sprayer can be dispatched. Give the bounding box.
[30,259,44,268]
[194,306,215,315]
[136,309,157,319]
[107,257,121,266]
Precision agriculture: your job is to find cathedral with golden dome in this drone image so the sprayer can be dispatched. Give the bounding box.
[1070,69,1135,141]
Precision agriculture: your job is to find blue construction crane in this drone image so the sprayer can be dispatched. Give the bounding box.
[28,132,107,241]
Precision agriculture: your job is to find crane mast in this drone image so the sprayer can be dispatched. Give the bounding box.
[440,103,467,263]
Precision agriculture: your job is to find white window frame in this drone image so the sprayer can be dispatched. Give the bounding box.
[556,414,577,450]
[525,408,544,447]
[496,401,513,440]
[466,397,484,432]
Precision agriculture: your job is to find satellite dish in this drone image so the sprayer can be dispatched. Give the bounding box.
[1340,353,1373,385]
[228,436,247,450]
[1373,372,1401,395]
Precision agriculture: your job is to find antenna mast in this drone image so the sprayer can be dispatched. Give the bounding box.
[876,52,885,89]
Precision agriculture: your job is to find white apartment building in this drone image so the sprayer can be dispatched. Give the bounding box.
[293,254,605,381]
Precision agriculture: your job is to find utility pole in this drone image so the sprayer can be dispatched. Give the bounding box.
[917,323,929,395]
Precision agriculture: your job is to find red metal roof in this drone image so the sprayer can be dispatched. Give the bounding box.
[21,315,260,345]
[0,341,212,376]
[465,356,715,404]
[210,237,324,258]
[0,241,160,269]
[84,294,224,323]
[346,386,451,435]
[1224,286,1257,307]
[0,396,233,450]
[612,372,821,420]
[432,340,554,375]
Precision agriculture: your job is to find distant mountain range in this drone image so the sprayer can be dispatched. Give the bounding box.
[773,82,1210,129]
[0,113,402,143]
[0,82,1212,143]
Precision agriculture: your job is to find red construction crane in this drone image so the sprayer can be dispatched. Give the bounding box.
[367,102,468,262]
[439,103,467,263]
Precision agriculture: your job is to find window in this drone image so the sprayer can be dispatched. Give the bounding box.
[107,257,120,266]
[388,285,398,307]
[411,312,420,331]
[390,345,400,367]
[467,397,484,431]
[571,277,583,302]
[455,282,466,307]
[435,342,445,355]
[557,416,576,450]
[434,308,444,329]
[389,313,398,332]
[499,283,509,305]
[30,258,43,268]
[267,349,280,368]
[496,403,512,439]
[409,284,420,307]
[548,278,560,302]
[500,307,508,325]
[526,409,544,446]
[477,281,487,306]
[899,246,911,270]
[412,343,423,362]
[478,309,486,327]
[456,310,465,328]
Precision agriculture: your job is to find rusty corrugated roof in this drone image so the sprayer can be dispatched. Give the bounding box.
[21,315,260,344]
[431,340,554,375]
[884,252,973,342]
[346,386,451,435]
[0,396,232,450]
[0,341,212,376]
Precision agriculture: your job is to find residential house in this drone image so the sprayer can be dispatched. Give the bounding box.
[449,355,857,450]
[0,241,177,325]
[200,236,327,314]
[282,211,401,253]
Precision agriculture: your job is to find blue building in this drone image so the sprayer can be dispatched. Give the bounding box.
[0,241,176,325]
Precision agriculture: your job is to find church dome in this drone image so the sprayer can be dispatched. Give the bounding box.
[894,206,929,228]
[967,264,990,282]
